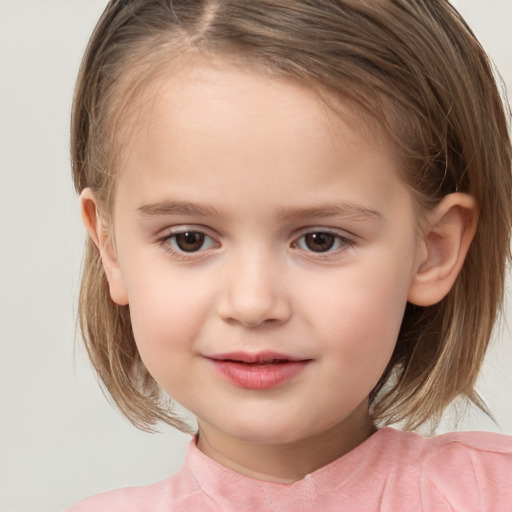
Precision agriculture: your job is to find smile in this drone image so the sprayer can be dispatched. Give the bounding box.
[207,351,311,390]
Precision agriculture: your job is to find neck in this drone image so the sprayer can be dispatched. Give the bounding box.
[196,402,376,483]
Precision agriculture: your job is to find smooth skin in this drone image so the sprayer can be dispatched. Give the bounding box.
[81,58,477,483]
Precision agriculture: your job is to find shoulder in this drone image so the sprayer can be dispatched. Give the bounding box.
[370,428,512,511]
[376,426,512,462]
[420,430,512,511]
[65,471,206,512]
[422,429,512,471]
[66,478,171,512]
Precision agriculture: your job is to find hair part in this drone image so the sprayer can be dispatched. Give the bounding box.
[72,0,512,432]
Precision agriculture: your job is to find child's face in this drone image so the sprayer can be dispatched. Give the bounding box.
[106,60,424,449]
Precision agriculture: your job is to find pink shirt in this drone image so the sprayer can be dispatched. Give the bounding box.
[67,427,512,511]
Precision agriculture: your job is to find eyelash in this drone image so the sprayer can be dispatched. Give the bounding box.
[292,230,355,258]
[157,228,355,260]
[157,228,219,260]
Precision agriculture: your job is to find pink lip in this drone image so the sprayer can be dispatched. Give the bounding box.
[207,351,311,390]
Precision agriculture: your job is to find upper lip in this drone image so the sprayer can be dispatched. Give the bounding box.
[207,351,309,364]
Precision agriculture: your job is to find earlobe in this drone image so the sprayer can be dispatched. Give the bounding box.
[407,193,478,307]
[80,189,129,306]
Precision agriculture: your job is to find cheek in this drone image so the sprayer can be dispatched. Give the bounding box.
[122,267,212,368]
[304,255,412,372]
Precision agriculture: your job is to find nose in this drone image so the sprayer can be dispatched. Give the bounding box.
[216,248,292,328]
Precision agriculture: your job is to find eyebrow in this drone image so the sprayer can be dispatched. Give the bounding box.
[137,200,222,218]
[137,200,381,222]
[276,203,382,222]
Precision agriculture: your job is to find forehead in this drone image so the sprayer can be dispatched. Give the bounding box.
[110,58,412,227]
[113,54,391,171]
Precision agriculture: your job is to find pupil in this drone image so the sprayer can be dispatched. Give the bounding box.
[176,231,205,252]
[305,233,335,252]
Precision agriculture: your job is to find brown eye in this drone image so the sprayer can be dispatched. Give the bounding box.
[303,232,336,252]
[295,231,350,254]
[174,231,206,252]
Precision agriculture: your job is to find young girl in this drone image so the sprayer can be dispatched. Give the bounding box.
[68,0,512,510]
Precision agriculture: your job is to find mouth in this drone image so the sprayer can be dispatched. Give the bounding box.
[206,351,311,390]
[208,351,307,364]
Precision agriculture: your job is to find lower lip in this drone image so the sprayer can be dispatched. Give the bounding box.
[210,360,309,390]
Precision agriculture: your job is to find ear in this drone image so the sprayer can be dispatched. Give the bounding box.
[80,188,129,305]
[407,193,478,307]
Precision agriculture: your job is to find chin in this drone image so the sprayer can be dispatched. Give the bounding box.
[220,418,318,446]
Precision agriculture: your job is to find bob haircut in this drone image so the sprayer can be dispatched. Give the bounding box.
[71,0,511,432]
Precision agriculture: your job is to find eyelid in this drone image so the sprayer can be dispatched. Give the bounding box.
[157,224,219,239]
[156,225,221,258]
[291,227,356,257]
[292,226,356,242]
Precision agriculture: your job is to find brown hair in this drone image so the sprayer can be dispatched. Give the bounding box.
[71,0,511,432]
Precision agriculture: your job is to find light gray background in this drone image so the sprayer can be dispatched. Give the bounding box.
[0,1,511,511]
